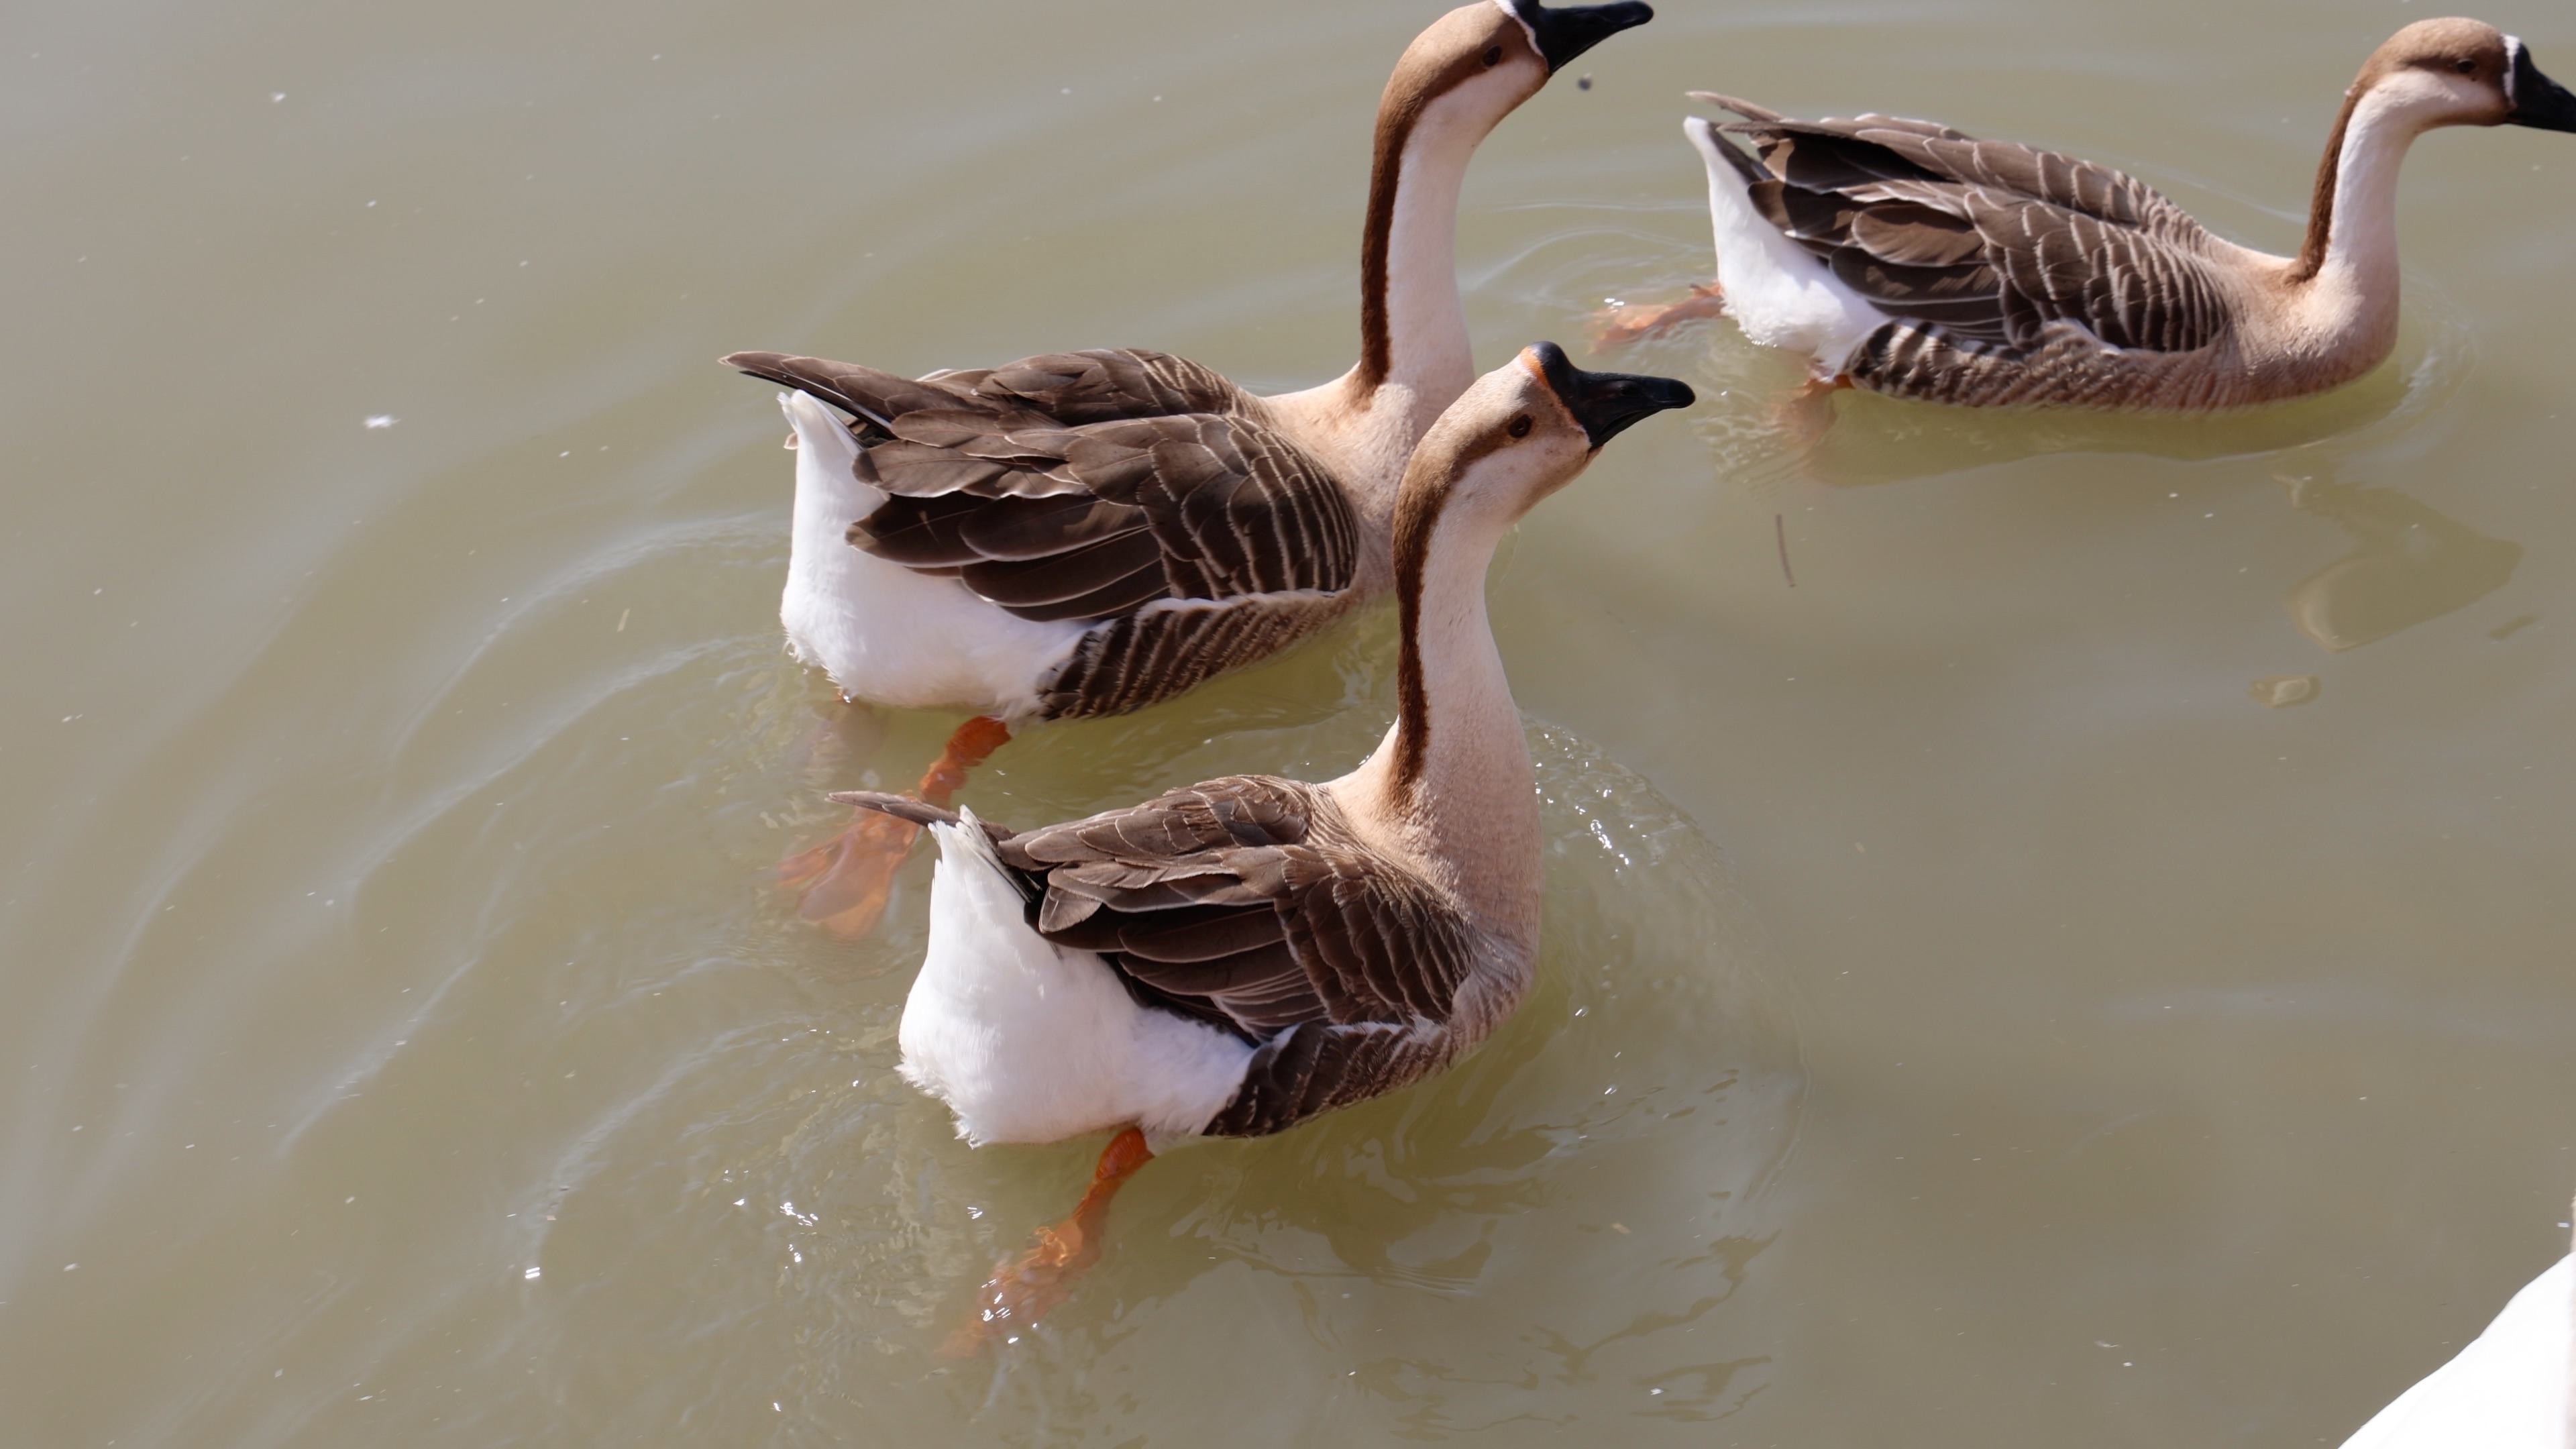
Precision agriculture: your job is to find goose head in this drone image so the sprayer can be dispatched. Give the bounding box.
[1397,343,1695,541]
[1383,1,1653,136]
[2348,19,2576,135]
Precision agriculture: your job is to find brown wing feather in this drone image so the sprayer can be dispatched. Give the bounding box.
[728,347,1359,631]
[721,352,967,431]
[849,493,984,570]
[828,780,1491,1138]
[953,492,1150,562]
[1702,101,2231,356]
[972,779,1483,1135]
[971,349,1246,424]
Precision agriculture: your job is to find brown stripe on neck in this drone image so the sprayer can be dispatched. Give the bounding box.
[2292,66,2384,284]
[1356,38,1511,393]
[1387,425,1515,796]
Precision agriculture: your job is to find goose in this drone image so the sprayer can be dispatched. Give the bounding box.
[1597,19,2576,411]
[827,345,1693,1348]
[724,0,1654,937]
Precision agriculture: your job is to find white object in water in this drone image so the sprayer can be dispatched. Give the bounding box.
[2339,1252,2573,1449]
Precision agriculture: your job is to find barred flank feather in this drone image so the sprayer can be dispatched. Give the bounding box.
[1041,592,1350,720]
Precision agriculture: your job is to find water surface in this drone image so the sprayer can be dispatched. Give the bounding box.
[5,0,2575,1444]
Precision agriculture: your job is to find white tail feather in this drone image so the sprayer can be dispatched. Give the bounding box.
[1684,117,1889,374]
[775,392,1085,715]
[898,811,1254,1148]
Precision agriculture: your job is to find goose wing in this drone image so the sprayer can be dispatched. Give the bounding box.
[844,780,1482,1137]
[726,349,1360,626]
[1697,97,2232,355]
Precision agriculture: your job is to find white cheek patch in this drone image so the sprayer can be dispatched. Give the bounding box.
[2504,36,2524,105]
[1491,0,1541,56]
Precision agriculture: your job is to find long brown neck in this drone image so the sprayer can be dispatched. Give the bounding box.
[2286,76,2420,333]
[1355,86,1419,391]
[2291,85,2367,283]
[1352,69,1485,407]
[1387,435,1501,798]
[1365,440,1540,946]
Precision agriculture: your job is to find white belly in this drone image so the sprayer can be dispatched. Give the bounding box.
[779,392,1085,717]
[898,814,1256,1149]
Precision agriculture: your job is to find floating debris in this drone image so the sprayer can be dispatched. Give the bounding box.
[2251,674,2320,708]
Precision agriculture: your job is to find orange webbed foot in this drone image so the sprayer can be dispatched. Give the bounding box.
[1769,373,1854,453]
[1587,282,1725,352]
[776,807,921,939]
[941,1128,1154,1357]
[776,715,1012,941]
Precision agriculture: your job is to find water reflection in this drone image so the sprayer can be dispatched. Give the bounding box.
[1639,294,2526,656]
[2274,475,2524,653]
[1667,307,2470,496]
[1801,370,2417,491]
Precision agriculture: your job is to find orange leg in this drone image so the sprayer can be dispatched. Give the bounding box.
[776,714,1013,938]
[942,1127,1154,1356]
[1770,373,1855,453]
[1587,281,1726,352]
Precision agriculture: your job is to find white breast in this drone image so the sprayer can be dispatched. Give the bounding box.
[897,814,1256,1150]
[779,392,1086,718]
[1684,117,1892,375]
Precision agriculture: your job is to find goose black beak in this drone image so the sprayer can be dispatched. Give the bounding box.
[1526,341,1695,447]
[1507,0,1655,74]
[2508,39,2576,133]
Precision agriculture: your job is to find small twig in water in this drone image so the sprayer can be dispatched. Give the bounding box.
[1774,515,1796,588]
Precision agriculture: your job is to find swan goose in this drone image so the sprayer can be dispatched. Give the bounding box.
[1607,19,2576,411]
[829,345,1693,1348]
[724,0,1654,936]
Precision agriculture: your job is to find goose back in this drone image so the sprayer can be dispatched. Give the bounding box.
[731,349,1368,718]
[1699,97,2252,406]
[840,782,1495,1139]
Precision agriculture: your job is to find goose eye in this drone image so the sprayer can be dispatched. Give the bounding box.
[1483,44,1503,68]
[1507,415,1532,439]
[2454,56,2478,75]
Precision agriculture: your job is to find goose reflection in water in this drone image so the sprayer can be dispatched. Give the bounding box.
[1673,331,2525,658]
[2276,474,2524,653]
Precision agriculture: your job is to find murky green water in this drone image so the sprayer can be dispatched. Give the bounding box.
[5,1,2573,1444]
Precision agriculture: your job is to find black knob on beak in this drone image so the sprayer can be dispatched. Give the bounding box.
[1505,1,1656,74]
[2508,39,2576,133]
[1527,341,1695,447]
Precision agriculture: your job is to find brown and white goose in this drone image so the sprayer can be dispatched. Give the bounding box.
[726,0,1652,936]
[1604,19,2576,411]
[830,345,1692,1348]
